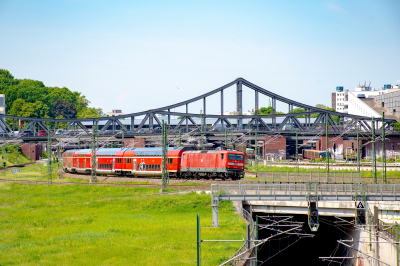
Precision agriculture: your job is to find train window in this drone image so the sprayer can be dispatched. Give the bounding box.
[152,164,155,170]
[168,158,173,164]
[228,154,236,160]
[221,154,224,160]
[182,154,185,160]
[236,154,243,161]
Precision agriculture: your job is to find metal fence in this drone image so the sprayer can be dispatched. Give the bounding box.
[253,171,363,184]
[212,183,400,201]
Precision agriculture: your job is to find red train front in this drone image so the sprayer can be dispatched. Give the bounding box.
[179,150,244,180]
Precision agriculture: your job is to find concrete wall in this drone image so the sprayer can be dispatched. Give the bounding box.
[353,227,399,266]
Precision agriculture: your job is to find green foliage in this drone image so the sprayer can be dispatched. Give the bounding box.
[0,69,103,120]
[393,122,400,132]
[0,183,245,265]
[0,144,31,166]
[254,107,285,115]
[77,107,104,118]
[311,104,339,124]
[292,107,306,117]
[53,99,77,119]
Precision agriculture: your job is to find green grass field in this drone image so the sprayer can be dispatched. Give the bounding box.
[246,164,400,179]
[0,183,246,265]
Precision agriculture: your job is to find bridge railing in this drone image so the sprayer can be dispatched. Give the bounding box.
[211,183,400,201]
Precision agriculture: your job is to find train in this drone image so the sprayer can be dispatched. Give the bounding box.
[62,147,245,180]
[302,149,331,160]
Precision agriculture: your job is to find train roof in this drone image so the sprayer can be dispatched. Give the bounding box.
[183,150,244,154]
[133,147,186,152]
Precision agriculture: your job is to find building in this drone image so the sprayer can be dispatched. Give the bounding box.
[0,94,5,114]
[332,82,400,121]
[106,109,125,117]
[373,85,400,116]
[332,86,348,113]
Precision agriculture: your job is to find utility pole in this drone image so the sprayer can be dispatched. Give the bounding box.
[121,130,124,149]
[382,112,386,184]
[372,117,377,184]
[179,130,182,147]
[47,132,52,185]
[225,128,227,149]
[326,116,329,173]
[230,128,233,149]
[357,123,360,173]
[295,128,299,173]
[2,134,6,179]
[91,119,98,183]
[161,120,169,192]
[255,129,258,175]
[197,214,201,266]
[396,222,399,266]
[200,114,204,150]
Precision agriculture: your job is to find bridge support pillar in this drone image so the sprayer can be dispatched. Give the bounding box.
[212,196,219,227]
[237,80,242,129]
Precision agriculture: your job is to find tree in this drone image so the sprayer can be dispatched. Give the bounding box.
[292,108,306,118]
[311,104,339,124]
[393,122,400,132]
[0,69,103,120]
[77,107,104,118]
[53,100,77,119]
[315,104,330,110]
[255,107,273,115]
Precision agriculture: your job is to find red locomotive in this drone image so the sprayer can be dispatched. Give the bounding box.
[62,147,245,180]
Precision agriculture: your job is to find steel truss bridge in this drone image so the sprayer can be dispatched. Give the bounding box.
[0,78,396,137]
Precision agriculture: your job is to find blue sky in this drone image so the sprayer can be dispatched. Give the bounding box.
[1,0,399,115]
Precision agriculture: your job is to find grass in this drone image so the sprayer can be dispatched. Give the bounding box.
[0,183,246,265]
[0,145,32,167]
[0,164,207,187]
[246,164,400,179]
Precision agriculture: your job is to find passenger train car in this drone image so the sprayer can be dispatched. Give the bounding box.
[302,149,331,160]
[62,147,245,180]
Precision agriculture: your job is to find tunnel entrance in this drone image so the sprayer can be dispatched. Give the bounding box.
[252,213,354,266]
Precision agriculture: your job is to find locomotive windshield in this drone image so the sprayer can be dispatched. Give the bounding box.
[236,154,243,161]
[228,154,236,160]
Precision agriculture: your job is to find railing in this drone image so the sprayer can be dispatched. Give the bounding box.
[211,183,400,201]
[249,171,364,184]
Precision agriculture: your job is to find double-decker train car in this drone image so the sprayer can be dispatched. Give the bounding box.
[302,149,331,160]
[180,150,244,180]
[62,147,245,180]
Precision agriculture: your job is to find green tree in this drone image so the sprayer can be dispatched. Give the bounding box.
[255,107,273,115]
[311,104,339,124]
[292,108,306,118]
[77,107,104,118]
[53,100,77,119]
[0,69,103,120]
